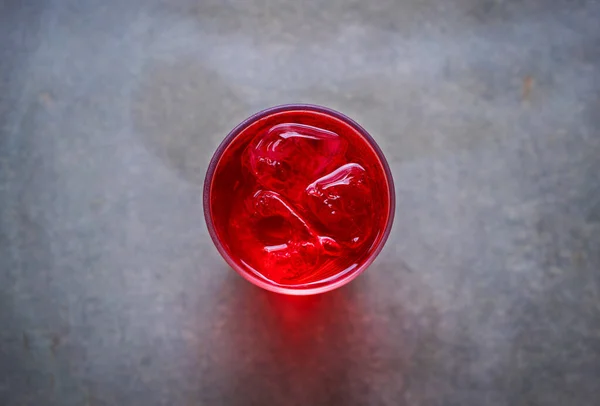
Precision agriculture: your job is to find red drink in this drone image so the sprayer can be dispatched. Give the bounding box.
[204,105,394,295]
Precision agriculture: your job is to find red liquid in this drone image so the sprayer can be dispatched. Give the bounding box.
[206,106,393,293]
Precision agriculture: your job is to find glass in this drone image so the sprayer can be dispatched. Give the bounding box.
[204,104,395,295]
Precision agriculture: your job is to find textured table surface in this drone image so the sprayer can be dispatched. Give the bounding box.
[1,0,600,405]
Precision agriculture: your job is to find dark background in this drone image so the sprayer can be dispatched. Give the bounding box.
[1,0,599,405]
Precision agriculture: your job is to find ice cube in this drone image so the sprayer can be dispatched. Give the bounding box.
[239,190,342,283]
[305,163,373,246]
[244,123,347,200]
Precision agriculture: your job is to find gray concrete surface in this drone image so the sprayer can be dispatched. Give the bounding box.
[1,0,600,405]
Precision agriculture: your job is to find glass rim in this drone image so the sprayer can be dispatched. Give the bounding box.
[203,104,395,295]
